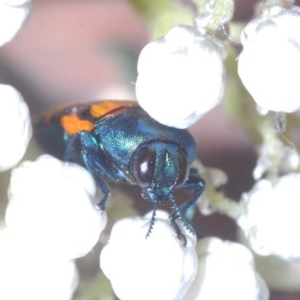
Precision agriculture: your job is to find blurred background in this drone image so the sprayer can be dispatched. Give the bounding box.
[0,0,299,299]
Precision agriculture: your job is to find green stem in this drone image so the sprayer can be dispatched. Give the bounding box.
[193,0,234,34]
[258,115,282,180]
[128,0,194,38]
[193,160,242,220]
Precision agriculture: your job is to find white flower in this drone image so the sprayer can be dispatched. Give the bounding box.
[0,228,79,300]
[246,249,300,292]
[253,137,300,180]
[5,155,106,260]
[135,24,226,129]
[238,173,300,259]
[0,0,31,47]
[100,210,198,300]
[0,84,32,171]
[183,237,269,300]
[238,5,300,113]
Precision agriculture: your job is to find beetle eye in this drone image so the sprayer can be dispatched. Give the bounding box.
[131,147,156,187]
[176,148,189,186]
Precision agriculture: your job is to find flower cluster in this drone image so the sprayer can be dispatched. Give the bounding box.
[135,24,226,128]
[0,2,106,299]
[100,210,198,300]
[0,84,31,171]
[132,0,300,298]
[238,4,300,113]
[2,155,107,300]
[2,0,300,299]
[0,0,31,47]
[183,237,269,300]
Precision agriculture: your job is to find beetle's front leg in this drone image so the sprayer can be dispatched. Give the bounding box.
[178,168,205,221]
[169,168,205,244]
[65,131,112,210]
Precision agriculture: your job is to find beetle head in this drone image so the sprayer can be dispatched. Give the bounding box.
[131,141,189,204]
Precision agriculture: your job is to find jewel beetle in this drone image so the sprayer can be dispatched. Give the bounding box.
[34,100,205,246]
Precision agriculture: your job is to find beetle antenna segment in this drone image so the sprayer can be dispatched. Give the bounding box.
[146,205,157,239]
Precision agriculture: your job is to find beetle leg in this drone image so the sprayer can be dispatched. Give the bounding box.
[64,131,112,210]
[63,132,82,162]
[169,203,189,247]
[177,168,205,221]
[170,168,205,245]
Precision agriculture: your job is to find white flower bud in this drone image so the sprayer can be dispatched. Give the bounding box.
[253,139,300,181]
[136,24,226,128]
[0,0,31,47]
[5,155,106,259]
[238,173,300,259]
[100,210,198,300]
[238,172,300,291]
[238,5,300,113]
[184,237,269,300]
[0,228,79,300]
[0,84,32,171]
[247,248,300,292]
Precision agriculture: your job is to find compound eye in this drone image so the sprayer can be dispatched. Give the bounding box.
[131,147,156,187]
[176,148,189,186]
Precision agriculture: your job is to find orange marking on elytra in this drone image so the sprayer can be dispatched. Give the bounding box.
[61,114,94,135]
[90,101,137,118]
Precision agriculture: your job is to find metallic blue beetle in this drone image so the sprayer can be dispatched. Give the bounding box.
[35,100,205,246]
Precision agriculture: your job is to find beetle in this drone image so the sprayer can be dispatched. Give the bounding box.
[34,100,205,246]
